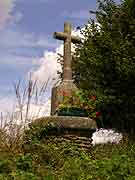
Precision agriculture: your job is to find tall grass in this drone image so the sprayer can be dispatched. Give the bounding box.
[0,77,50,152]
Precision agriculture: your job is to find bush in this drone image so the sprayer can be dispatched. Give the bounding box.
[73,0,135,133]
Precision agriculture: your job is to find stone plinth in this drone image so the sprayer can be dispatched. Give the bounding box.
[32,116,97,150]
[33,116,97,136]
[34,116,97,129]
[51,80,78,115]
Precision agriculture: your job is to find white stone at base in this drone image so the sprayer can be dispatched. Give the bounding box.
[92,128,123,146]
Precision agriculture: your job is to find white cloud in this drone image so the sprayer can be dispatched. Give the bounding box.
[31,45,63,86]
[0,0,16,28]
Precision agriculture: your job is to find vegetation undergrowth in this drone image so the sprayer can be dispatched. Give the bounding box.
[1,0,135,179]
[0,123,135,180]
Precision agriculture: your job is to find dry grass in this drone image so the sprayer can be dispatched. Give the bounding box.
[0,77,50,152]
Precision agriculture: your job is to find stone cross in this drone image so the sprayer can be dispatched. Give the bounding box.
[54,22,81,81]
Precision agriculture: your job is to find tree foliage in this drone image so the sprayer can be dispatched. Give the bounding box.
[73,0,135,132]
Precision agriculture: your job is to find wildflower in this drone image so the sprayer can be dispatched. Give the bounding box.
[96,111,102,117]
[91,95,96,100]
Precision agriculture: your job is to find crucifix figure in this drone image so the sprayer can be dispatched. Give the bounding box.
[54,22,81,81]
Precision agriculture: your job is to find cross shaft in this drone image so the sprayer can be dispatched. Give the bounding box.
[54,22,81,81]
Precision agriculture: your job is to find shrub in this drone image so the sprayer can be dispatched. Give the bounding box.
[73,0,135,133]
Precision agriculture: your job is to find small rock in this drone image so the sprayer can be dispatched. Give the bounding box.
[92,128,123,146]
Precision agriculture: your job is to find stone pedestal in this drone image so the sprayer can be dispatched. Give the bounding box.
[32,116,97,150]
[34,116,97,130]
[51,80,78,115]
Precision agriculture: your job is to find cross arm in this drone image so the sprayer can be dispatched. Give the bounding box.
[54,32,67,41]
[54,32,82,44]
[71,35,82,44]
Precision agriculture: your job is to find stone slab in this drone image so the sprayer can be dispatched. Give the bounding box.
[33,116,97,130]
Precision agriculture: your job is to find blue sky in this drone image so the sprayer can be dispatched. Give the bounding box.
[0,0,96,112]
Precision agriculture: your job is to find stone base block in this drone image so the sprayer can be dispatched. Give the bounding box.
[51,80,78,115]
[33,116,97,137]
[32,116,97,150]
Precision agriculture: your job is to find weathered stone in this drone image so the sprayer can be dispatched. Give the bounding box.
[51,80,77,115]
[51,22,81,115]
[53,22,81,81]
[34,116,97,130]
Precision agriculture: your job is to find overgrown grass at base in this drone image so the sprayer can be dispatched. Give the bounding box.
[0,125,135,180]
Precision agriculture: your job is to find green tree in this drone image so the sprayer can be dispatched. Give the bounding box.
[73,0,135,132]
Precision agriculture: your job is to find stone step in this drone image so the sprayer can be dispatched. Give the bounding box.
[44,135,92,150]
